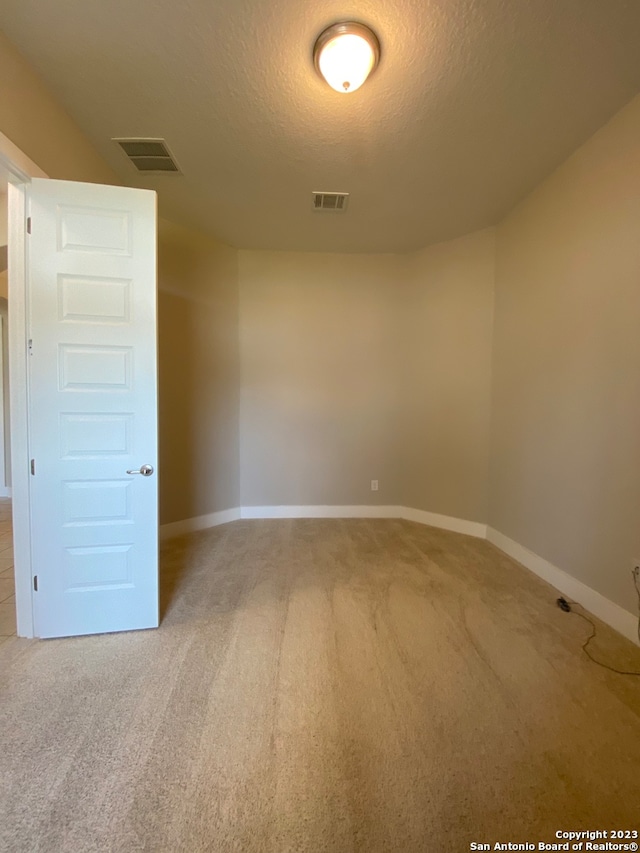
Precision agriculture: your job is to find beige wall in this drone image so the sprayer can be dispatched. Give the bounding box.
[238,238,494,518]
[239,251,405,507]
[489,93,640,614]
[403,229,495,521]
[159,221,240,523]
[0,30,117,184]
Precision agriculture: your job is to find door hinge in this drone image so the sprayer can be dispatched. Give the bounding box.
[28,339,33,355]
[30,458,35,475]
[33,575,38,592]
[26,216,32,234]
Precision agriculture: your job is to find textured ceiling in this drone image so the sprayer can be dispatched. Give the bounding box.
[2,0,640,252]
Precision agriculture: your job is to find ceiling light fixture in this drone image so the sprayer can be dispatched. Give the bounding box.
[313,22,380,94]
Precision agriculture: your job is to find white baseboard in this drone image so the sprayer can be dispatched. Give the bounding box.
[487,527,639,647]
[240,505,486,538]
[161,504,486,539]
[402,506,487,539]
[159,507,241,541]
[240,504,404,520]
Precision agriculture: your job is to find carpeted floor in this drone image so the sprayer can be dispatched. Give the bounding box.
[1,518,639,852]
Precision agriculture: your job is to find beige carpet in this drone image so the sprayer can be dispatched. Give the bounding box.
[1,519,639,852]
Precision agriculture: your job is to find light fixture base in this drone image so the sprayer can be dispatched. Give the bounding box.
[313,21,381,93]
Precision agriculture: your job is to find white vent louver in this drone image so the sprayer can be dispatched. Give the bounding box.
[113,138,181,174]
[312,191,349,212]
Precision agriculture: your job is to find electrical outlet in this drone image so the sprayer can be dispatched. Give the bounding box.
[371,479,379,492]
[633,560,640,577]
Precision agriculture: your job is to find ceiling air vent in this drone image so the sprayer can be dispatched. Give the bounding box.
[312,191,349,212]
[113,138,181,174]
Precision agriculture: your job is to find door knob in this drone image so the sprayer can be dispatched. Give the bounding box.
[126,464,154,476]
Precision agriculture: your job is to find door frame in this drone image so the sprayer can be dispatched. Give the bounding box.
[0,131,48,638]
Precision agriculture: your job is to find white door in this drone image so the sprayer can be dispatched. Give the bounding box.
[28,178,158,638]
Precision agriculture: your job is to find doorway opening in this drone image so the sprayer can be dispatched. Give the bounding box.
[0,178,10,497]
[0,171,15,642]
[0,132,47,639]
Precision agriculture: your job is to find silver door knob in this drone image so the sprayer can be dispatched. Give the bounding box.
[126,464,154,476]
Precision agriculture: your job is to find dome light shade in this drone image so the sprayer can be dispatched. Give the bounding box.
[313,22,380,94]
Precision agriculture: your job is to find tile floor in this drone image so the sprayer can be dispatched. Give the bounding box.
[0,498,15,646]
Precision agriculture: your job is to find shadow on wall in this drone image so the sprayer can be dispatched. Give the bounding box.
[157,222,240,527]
[158,286,199,525]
